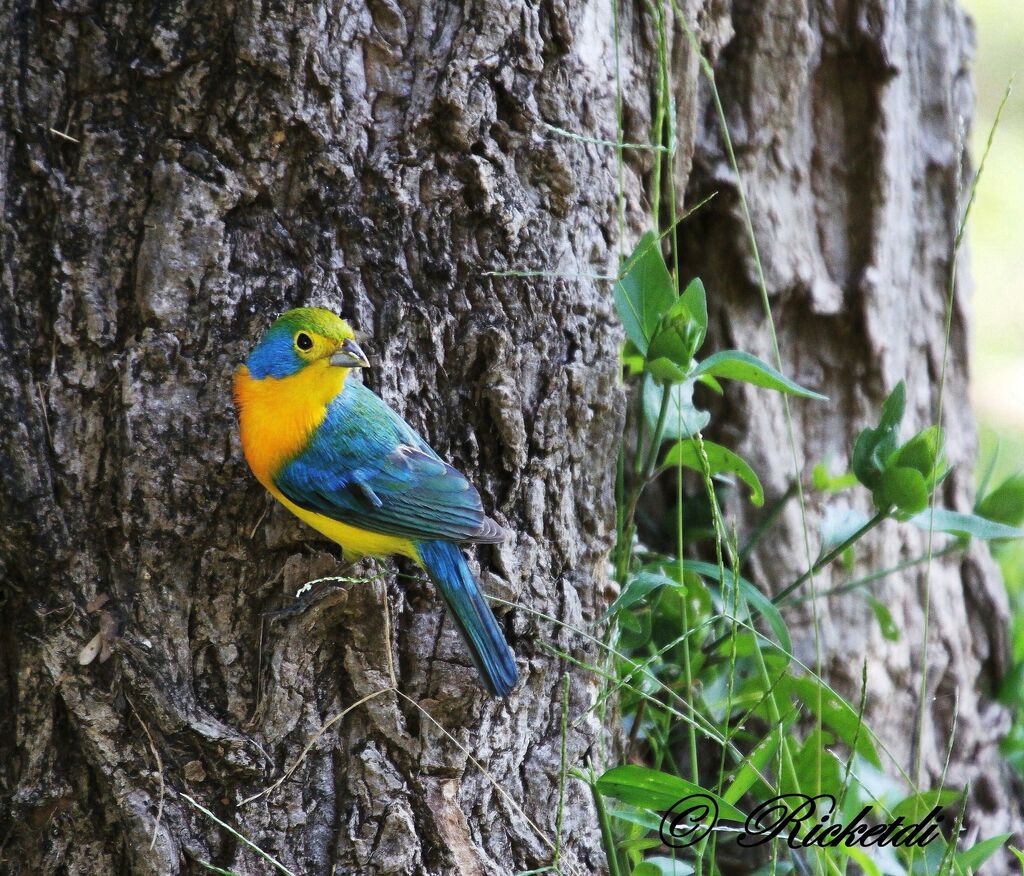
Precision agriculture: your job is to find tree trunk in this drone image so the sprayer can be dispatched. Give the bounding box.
[3,0,1019,873]
[0,1,650,873]
[672,0,1022,854]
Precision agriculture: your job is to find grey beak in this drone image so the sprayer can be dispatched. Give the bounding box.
[329,338,370,369]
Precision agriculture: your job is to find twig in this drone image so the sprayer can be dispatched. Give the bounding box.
[182,793,297,876]
[48,127,80,143]
[541,121,671,153]
[482,269,616,281]
[34,383,54,451]
[379,574,397,687]
[249,506,269,540]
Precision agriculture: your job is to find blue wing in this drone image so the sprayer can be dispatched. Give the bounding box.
[273,380,506,544]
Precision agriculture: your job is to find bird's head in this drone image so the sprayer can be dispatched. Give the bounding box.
[242,307,370,379]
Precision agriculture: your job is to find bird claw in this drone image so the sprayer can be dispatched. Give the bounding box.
[261,575,352,622]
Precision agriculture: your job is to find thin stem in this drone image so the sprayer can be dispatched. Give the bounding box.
[554,673,570,867]
[676,405,699,787]
[614,441,625,574]
[912,76,1013,794]
[587,763,623,876]
[626,698,648,756]
[540,122,670,153]
[647,0,668,222]
[182,794,298,876]
[708,523,743,868]
[633,378,648,478]
[618,383,673,564]
[642,382,672,479]
[790,542,961,604]
[703,511,888,656]
[672,1,828,801]
[772,511,889,607]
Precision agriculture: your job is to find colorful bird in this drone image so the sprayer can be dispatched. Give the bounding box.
[233,307,518,696]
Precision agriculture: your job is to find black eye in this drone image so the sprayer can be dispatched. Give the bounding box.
[296,332,314,351]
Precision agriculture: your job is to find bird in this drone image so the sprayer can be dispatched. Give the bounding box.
[232,307,518,697]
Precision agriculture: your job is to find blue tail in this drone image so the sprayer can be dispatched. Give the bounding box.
[415,540,518,697]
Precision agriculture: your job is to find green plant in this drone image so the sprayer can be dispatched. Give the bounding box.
[573,6,1024,872]
[594,221,1023,876]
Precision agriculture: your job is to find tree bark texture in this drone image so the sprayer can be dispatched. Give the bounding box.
[668,0,1022,856]
[2,0,1019,873]
[0,1,652,873]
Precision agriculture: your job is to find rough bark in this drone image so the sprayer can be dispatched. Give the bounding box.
[672,0,1022,856]
[0,1,653,873]
[3,0,1018,873]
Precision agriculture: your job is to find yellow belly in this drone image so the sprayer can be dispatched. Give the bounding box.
[270,486,419,561]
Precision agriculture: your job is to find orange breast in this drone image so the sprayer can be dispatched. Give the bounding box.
[232,360,346,486]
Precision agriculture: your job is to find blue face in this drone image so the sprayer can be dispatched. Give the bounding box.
[245,325,305,379]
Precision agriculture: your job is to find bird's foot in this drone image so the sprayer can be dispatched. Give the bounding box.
[261,561,368,622]
[262,579,347,622]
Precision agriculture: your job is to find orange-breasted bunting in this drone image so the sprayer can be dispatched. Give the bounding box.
[233,307,518,696]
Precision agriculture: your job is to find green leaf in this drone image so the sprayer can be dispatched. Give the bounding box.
[909,508,1024,540]
[684,572,714,628]
[618,606,652,650]
[811,462,858,492]
[613,232,676,355]
[680,278,707,344]
[852,381,906,489]
[650,572,712,641]
[874,466,928,518]
[646,357,690,384]
[1009,846,1024,867]
[696,373,723,394]
[647,278,709,367]
[890,788,962,823]
[955,833,1011,871]
[831,846,882,876]
[895,425,945,483]
[601,570,678,621]
[643,375,710,440]
[851,430,881,489]
[607,805,664,833]
[661,439,764,507]
[878,379,907,432]
[595,765,744,821]
[722,727,785,805]
[685,560,791,656]
[621,340,645,377]
[635,857,694,876]
[691,350,827,400]
[785,676,881,768]
[619,836,662,856]
[648,298,705,368]
[866,595,900,641]
[791,728,842,797]
[997,659,1024,706]
[976,473,1024,528]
